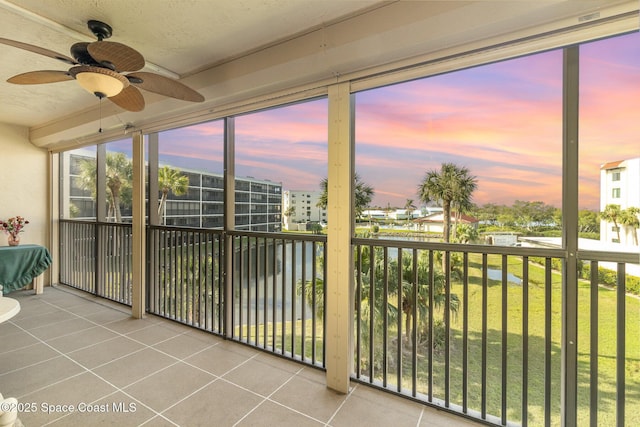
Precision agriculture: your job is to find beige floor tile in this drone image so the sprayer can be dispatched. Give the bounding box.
[16,372,118,426]
[330,384,424,427]
[162,380,263,426]
[0,329,41,353]
[183,343,257,376]
[237,400,324,426]
[270,372,347,422]
[8,299,60,319]
[123,361,216,412]
[28,317,97,341]
[102,317,161,334]
[420,409,485,426]
[46,325,120,353]
[48,391,156,426]
[254,351,307,374]
[222,357,297,397]
[91,347,177,388]
[0,322,22,338]
[1,355,85,399]
[84,308,131,324]
[0,342,60,373]
[151,332,214,359]
[125,323,185,346]
[11,309,77,330]
[67,336,145,369]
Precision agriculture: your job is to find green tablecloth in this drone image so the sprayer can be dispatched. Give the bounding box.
[0,244,52,294]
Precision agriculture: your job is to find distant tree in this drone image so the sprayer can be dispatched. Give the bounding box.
[283,206,296,225]
[417,163,477,242]
[600,204,622,242]
[318,173,374,221]
[454,223,479,244]
[578,209,599,234]
[620,207,640,245]
[158,166,189,224]
[404,199,416,221]
[77,152,132,222]
[471,203,502,227]
[511,200,556,231]
[384,202,393,221]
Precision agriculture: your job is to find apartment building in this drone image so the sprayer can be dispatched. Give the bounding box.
[600,157,640,246]
[63,152,282,232]
[282,190,326,230]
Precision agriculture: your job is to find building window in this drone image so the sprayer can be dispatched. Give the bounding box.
[611,171,621,181]
[612,188,621,198]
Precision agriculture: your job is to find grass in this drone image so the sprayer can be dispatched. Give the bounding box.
[358,253,639,426]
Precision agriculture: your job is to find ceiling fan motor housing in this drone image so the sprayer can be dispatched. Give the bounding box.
[87,20,112,41]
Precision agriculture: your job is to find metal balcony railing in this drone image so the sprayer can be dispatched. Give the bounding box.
[60,220,132,305]
[59,220,639,426]
[228,231,326,367]
[351,237,639,427]
[147,226,224,333]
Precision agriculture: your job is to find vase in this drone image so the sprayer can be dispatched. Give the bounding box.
[8,234,20,246]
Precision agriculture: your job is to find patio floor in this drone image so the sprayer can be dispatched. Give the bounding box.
[0,286,484,426]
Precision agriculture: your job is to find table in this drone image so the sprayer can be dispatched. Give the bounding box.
[0,244,52,294]
[0,297,20,323]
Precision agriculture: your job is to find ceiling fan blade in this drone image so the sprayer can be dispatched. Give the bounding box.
[0,37,76,65]
[127,72,204,102]
[7,70,73,85]
[108,85,145,112]
[87,41,145,72]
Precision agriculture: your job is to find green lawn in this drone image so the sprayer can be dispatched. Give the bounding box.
[417,254,639,426]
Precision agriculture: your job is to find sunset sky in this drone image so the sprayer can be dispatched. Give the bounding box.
[109,31,639,212]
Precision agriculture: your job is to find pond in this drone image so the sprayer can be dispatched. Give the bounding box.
[487,268,522,285]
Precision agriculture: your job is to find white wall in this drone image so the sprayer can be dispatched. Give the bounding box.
[0,122,48,248]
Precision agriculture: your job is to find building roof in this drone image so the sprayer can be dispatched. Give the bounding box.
[413,212,478,224]
[601,160,624,170]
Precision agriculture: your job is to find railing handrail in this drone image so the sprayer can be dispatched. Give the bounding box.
[352,236,566,258]
[228,229,327,242]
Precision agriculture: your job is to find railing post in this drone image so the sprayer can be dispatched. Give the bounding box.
[224,117,235,339]
[325,82,354,393]
[561,46,579,427]
[131,131,146,318]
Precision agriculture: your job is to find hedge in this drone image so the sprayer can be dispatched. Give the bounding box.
[530,256,640,296]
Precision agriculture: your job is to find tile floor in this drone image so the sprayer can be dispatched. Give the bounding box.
[0,286,484,426]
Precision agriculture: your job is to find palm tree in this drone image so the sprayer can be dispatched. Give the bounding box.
[283,206,296,229]
[77,152,133,222]
[417,163,477,243]
[620,206,640,246]
[404,199,416,222]
[455,223,479,244]
[157,166,189,224]
[105,153,133,222]
[600,204,622,243]
[318,173,374,221]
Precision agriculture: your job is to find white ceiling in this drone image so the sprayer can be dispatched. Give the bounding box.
[0,0,384,128]
[0,0,636,147]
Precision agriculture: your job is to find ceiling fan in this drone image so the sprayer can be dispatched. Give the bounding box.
[0,20,204,112]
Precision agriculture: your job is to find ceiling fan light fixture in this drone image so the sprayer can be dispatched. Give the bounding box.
[70,65,129,98]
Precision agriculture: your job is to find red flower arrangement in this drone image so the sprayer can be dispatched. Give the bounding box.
[1,216,29,238]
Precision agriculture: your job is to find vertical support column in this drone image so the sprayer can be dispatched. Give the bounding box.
[131,131,146,319]
[96,144,107,296]
[148,133,159,226]
[224,117,236,338]
[96,144,107,222]
[325,82,354,393]
[49,152,59,287]
[561,46,579,427]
